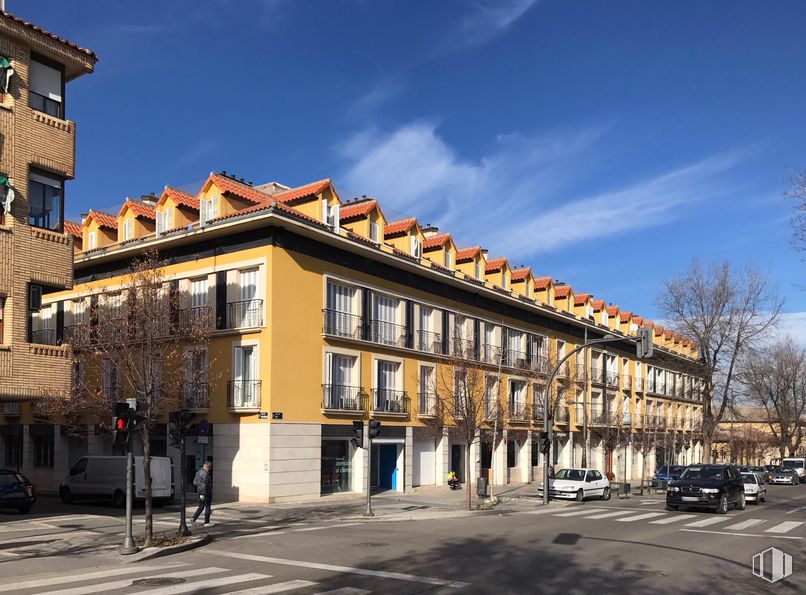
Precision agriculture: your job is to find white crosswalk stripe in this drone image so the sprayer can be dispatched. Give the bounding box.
[616,512,666,522]
[0,562,189,591]
[684,516,734,528]
[649,515,697,525]
[584,510,635,519]
[315,589,372,595]
[765,521,804,534]
[44,567,229,595]
[724,519,765,531]
[225,579,319,594]
[553,508,607,517]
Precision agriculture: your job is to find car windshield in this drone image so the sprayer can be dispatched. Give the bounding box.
[657,466,669,474]
[741,474,756,484]
[0,474,19,486]
[777,468,793,474]
[680,466,724,480]
[554,469,586,481]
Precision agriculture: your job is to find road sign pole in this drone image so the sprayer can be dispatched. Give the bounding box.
[364,423,374,517]
[120,437,137,554]
[178,434,190,536]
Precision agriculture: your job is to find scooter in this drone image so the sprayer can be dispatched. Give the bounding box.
[447,472,461,490]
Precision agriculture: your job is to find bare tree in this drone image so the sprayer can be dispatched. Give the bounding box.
[633,426,658,495]
[658,260,782,462]
[787,168,806,252]
[61,250,213,546]
[589,404,628,481]
[740,338,806,460]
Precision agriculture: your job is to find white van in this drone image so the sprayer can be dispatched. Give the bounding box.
[781,457,806,483]
[59,456,173,507]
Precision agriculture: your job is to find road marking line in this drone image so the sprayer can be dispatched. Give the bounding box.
[649,515,697,525]
[724,519,765,531]
[291,523,362,532]
[208,550,471,588]
[0,562,190,591]
[786,506,806,515]
[225,579,319,594]
[233,531,287,540]
[134,573,272,595]
[43,567,226,595]
[553,508,607,517]
[521,507,568,515]
[584,510,635,519]
[315,589,371,595]
[0,530,97,546]
[765,521,803,534]
[616,512,667,522]
[680,528,802,541]
[684,516,733,528]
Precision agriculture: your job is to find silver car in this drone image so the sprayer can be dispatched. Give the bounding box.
[771,467,799,485]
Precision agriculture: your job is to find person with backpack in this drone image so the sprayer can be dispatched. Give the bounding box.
[191,460,213,527]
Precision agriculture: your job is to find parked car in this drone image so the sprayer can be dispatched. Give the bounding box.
[666,464,745,514]
[770,467,800,486]
[750,466,770,483]
[737,466,752,474]
[0,469,35,513]
[537,468,611,501]
[741,472,767,504]
[59,456,173,506]
[652,465,686,487]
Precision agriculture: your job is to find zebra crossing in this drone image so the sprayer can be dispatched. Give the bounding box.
[1,561,374,595]
[523,505,804,537]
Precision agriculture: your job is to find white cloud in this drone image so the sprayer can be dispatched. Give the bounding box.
[773,312,806,346]
[337,121,743,260]
[449,0,541,50]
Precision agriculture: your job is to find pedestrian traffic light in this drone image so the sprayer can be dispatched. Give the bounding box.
[168,411,182,447]
[112,402,132,446]
[636,326,654,359]
[368,419,381,439]
[352,421,363,447]
[539,431,551,455]
[179,409,196,434]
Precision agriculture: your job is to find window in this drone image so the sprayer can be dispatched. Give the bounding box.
[183,347,208,408]
[0,295,4,343]
[372,294,399,345]
[33,435,54,468]
[410,236,422,258]
[374,360,403,412]
[485,375,498,417]
[191,277,208,309]
[323,200,340,231]
[325,281,357,337]
[444,250,452,268]
[4,434,22,467]
[122,218,133,242]
[369,220,379,242]
[509,380,525,417]
[232,345,258,407]
[507,441,516,468]
[323,352,360,410]
[29,57,63,118]
[156,209,171,235]
[102,359,120,399]
[501,271,507,289]
[199,195,218,226]
[419,365,434,396]
[28,170,63,231]
[526,283,532,298]
[87,231,97,250]
[475,259,482,279]
[237,268,260,327]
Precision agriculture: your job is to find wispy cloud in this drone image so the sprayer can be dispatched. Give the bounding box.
[773,312,806,346]
[337,121,746,261]
[342,77,403,122]
[446,0,540,50]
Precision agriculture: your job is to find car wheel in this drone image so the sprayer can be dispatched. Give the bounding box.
[576,489,584,502]
[113,490,126,508]
[59,486,73,504]
[17,505,31,514]
[666,504,678,511]
[760,492,766,503]
[735,492,746,510]
[601,487,611,501]
[716,495,728,514]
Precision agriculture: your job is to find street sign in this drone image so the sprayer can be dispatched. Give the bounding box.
[198,419,209,436]
[258,412,268,419]
[198,436,209,444]
[272,412,283,420]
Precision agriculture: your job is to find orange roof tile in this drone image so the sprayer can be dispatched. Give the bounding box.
[573,293,590,306]
[455,246,481,263]
[118,199,156,220]
[654,326,665,336]
[87,210,117,230]
[1,11,98,60]
[208,174,270,204]
[210,193,325,228]
[511,267,532,281]
[606,305,619,316]
[161,187,199,211]
[591,299,605,311]
[619,311,632,322]
[534,276,552,290]
[64,220,82,238]
[423,233,451,250]
[554,285,571,298]
[632,315,644,325]
[645,321,655,328]
[340,199,377,221]
[664,330,674,340]
[384,218,417,236]
[485,257,507,273]
[273,178,331,204]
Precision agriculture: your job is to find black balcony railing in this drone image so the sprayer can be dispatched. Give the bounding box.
[226,300,263,329]
[590,367,605,384]
[417,392,439,417]
[182,382,210,409]
[370,319,406,347]
[481,343,500,364]
[417,330,443,354]
[646,377,657,393]
[450,338,476,359]
[323,309,362,339]
[555,407,569,423]
[63,323,88,344]
[178,306,213,333]
[321,384,365,411]
[30,328,57,345]
[590,406,609,424]
[530,355,549,374]
[533,403,545,422]
[606,372,619,388]
[508,401,529,422]
[227,380,261,409]
[371,388,409,414]
[503,348,528,369]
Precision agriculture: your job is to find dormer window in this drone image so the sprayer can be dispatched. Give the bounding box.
[501,271,507,289]
[200,195,218,227]
[410,236,422,258]
[121,219,133,242]
[87,231,97,250]
[369,220,379,242]
[475,260,482,279]
[29,56,64,118]
[444,250,452,269]
[324,201,340,232]
[156,209,171,235]
[526,284,532,298]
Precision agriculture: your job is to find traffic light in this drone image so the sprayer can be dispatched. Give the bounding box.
[368,419,381,439]
[352,421,363,447]
[539,431,551,455]
[179,409,196,434]
[169,409,196,447]
[112,402,132,446]
[636,326,654,359]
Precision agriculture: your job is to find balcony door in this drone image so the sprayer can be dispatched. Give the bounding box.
[239,269,259,328]
[326,282,355,336]
[373,295,398,344]
[234,345,257,407]
[325,353,356,409]
[376,360,399,411]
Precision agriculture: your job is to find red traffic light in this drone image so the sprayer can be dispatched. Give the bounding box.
[116,417,125,430]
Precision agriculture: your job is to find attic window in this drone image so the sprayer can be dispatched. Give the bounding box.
[475,260,482,279]
[410,236,421,258]
[0,56,14,93]
[200,195,218,226]
[501,271,507,289]
[324,201,340,232]
[444,250,451,269]
[369,220,379,242]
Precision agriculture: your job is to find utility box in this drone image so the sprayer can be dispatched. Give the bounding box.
[477,477,489,497]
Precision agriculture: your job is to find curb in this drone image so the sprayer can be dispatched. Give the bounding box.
[123,533,212,563]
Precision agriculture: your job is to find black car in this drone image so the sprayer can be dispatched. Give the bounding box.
[666,464,745,514]
[0,469,35,513]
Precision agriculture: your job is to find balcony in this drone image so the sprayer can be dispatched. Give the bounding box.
[182,382,210,410]
[1,402,21,416]
[590,406,609,425]
[323,309,362,339]
[322,384,365,413]
[226,300,263,329]
[503,348,528,369]
[555,362,569,379]
[533,403,545,422]
[370,320,406,347]
[530,355,549,374]
[508,401,529,423]
[481,343,500,365]
[178,306,213,333]
[555,407,569,424]
[646,377,657,394]
[605,371,619,388]
[227,380,261,410]
[30,328,57,345]
[450,338,476,359]
[623,374,632,390]
[417,330,442,354]
[417,392,439,417]
[63,323,88,344]
[634,377,644,392]
[483,397,497,420]
[590,367,605,384]
[371,389,409,416]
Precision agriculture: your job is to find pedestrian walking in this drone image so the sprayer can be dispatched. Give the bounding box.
[192,460,213,527]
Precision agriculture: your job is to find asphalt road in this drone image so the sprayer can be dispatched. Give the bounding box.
[0,484,804,594]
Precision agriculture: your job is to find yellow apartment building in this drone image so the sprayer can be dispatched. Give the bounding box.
[0,10,95,486]
[9,169,705,502]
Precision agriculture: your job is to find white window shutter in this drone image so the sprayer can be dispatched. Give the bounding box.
[233,347,243,382]
[324,351,332,385]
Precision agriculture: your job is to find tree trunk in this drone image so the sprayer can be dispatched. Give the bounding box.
[639,451,646,496]
[465,442,473,511]
[702,434,712,464]
[141,427,153,548]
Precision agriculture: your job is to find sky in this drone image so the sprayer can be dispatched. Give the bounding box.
[13,0,806,336]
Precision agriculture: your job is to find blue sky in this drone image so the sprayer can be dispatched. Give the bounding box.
[17,0,806,333]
